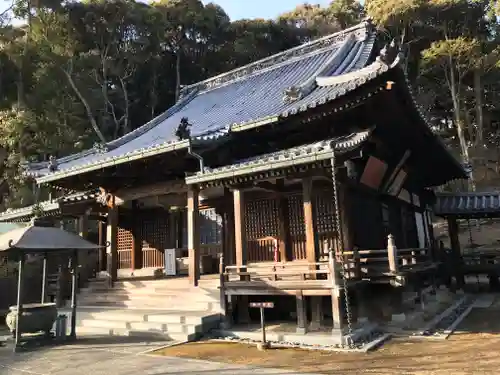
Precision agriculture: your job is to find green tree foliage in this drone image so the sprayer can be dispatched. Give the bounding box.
[367,0,500,189]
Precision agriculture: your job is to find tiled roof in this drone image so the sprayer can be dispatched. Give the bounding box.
[185,130,372,185]
[29,20,384,183]
[434,192,500,217]
[0,190,99,223]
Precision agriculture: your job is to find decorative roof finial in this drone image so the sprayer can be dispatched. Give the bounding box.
[93,142,108,154]
[175,117,192,140]
[48,155,58,172]
[378,39,400,66]
[283,86,303,103]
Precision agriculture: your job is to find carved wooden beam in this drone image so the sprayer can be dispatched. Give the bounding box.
[114,180,187,205]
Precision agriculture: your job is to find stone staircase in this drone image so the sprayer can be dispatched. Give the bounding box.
[60,277,222,341]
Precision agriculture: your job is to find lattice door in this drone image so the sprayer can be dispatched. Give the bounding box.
[314,188,336,259]
[117,227,133,269]
[245,198,279,262]
[141,213,169,268]
[286,193,307,260]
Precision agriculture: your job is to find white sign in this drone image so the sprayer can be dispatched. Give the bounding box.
[164,248,177,276]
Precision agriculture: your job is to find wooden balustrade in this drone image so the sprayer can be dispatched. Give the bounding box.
[220,252,339,297]
[219,234,432,296]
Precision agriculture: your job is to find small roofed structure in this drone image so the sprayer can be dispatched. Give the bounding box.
[434,191,500,219]
[0,217,103,351]
[433,191,500,291]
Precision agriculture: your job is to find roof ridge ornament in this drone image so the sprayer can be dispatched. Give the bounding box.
[93,142,108,154]
[182,22,371,94]
[48,155,58,172]
[175,117,192,140]
[283,86,303,103]
[377,39,400,67]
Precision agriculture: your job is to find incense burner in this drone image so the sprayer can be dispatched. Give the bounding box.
[5,303,57,337]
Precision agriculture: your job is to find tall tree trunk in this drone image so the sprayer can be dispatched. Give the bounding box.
[449,63,469,163]
[175,50,181,102]
[449,63,475,190]
[17,0,32,109]
[474,68,484,146]
[150,65,158,120]
[62,68,107,144]
[118,76,130,134]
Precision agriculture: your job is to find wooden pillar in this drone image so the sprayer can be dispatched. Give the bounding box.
[447,217,464,288]
[302,177,317,266]
[276,183,292,261]
[188,185,200,286]
[338,184,354,254]
[303,178,322,329]
[169,210,177,249]
[78,214,89,239]
[329,250,342,330]
[221,188,235,266]
[234,189,247,267]
[233,188,249,323]
[106,196,118,285]
[98,220,106,272]
[310,297,323,331]
[131,200,142,271]
[77,214,90,283]
[296,291,307,334]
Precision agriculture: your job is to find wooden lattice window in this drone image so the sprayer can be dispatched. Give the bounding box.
[245,198,279,262]
[314,189,336,234]
[117,227,133,269]
[286,193,307,260]
[140,213,169,268]
[141,216,168,251]
[117,227,133,251]
[245,198,279,239]
[287,193,304,237]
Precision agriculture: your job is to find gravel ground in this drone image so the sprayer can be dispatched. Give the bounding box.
[154,305,500,375]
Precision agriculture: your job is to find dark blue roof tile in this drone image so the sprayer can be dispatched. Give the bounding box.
[30,21,385,182]
[186,130,372,185]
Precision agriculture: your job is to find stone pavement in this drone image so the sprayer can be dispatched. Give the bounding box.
[0,337,312,375]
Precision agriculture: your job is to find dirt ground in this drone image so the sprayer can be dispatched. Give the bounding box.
[155,307,500,375]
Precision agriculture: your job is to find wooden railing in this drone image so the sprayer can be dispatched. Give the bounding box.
[220,234,433,293]
[219,251,340,298]
[116,243,222,269]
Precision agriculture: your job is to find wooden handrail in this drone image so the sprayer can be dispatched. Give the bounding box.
[225,262,327,270]
[226,270,330,277]
[221,239,432,284]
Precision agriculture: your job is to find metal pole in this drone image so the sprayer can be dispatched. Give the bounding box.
[258,307,269,350]
[260,307,266,343]
[41,253,47,304]
[14,253,25,351]
[70,250,78,339]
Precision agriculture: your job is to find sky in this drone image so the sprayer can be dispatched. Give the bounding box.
[201,0,331,20]
[0,0,332,22]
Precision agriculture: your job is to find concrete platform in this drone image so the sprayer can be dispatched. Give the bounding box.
[0,336,314,375]
[59,307,222,342]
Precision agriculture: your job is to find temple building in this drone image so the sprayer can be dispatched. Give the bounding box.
[0,19,466,344]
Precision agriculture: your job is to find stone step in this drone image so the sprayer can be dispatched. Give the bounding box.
[78,288,219,302]
[63,308,222,326]
[74,325,198,341]
[80,285,219,298]
[78,318,202,335]
[112,279,220,290]
[76,299,218,312]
